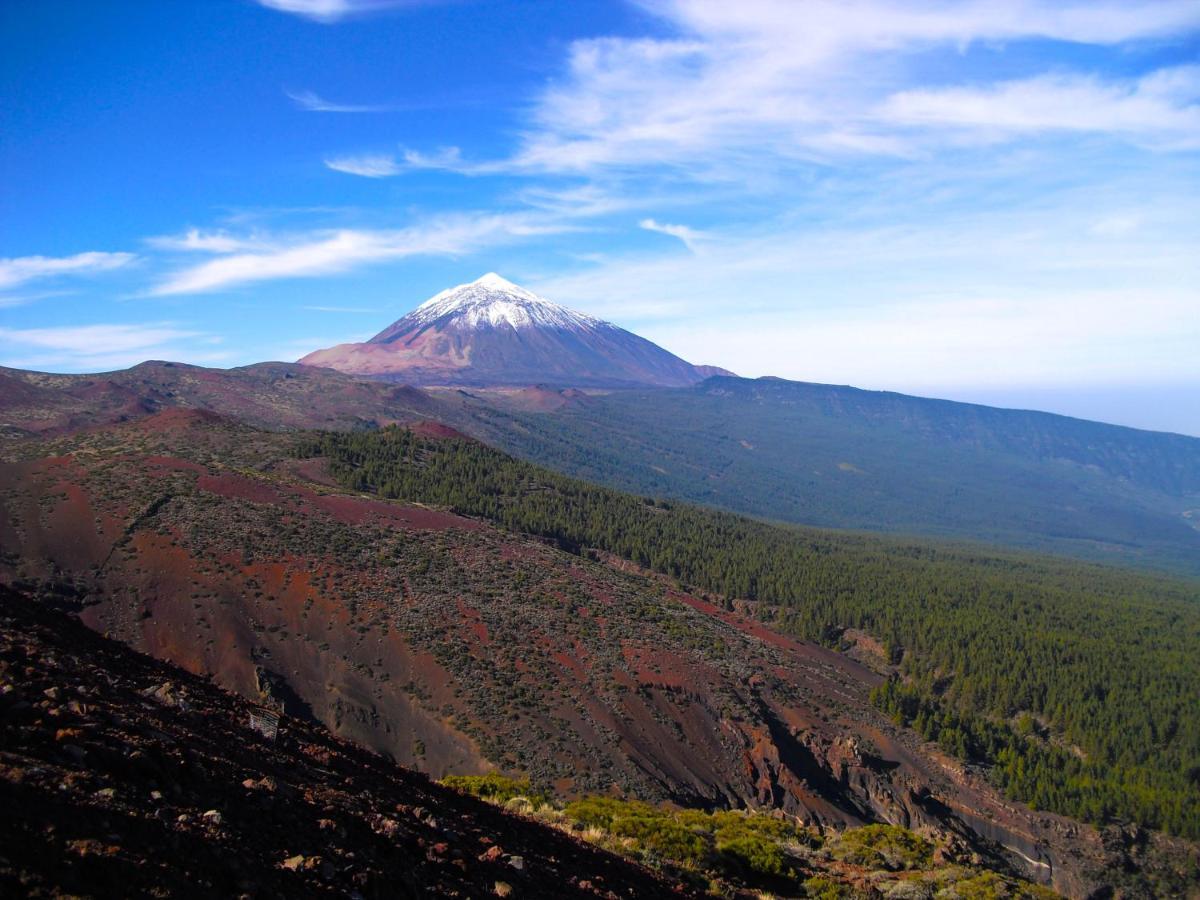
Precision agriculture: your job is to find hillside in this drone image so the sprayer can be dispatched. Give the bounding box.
[0,584,691,898]
[454,375,1200,575]
[2,413,1198,896]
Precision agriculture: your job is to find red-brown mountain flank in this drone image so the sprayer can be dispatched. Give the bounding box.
[0,360,443,436]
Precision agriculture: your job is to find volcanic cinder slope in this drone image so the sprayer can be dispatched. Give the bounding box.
[299,273,730,388]
[0,584,689,899]
[3,411,1190,896]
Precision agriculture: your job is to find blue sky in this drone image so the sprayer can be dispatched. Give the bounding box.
[2,0,1198,434]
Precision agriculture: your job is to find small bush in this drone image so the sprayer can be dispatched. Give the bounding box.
[805,876,860,898]
[830,825,934,871]
[564,796,706,866]
[935,870,1058,900]
[440,772,544,806]
[716,832,787,878]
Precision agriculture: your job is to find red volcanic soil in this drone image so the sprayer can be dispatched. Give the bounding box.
[510,387,576,412]
[197,472,286,505]
[671,591,881,684]
[132,406,230,433]
[0,587,692,899]
[192,464,482,532]
[405,420,473,441]
[307,490,482,530]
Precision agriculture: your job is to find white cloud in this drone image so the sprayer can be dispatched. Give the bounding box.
[151,214,560,295]
[146,229,260,253]
[639,218,705,252]
[471,0,1200,177]
[880,67,1200,148]
[325,147,468,177]
[255,0,423,23]
[286,89,392,113]
[324,154,404,177]
[0,323,225,373]
[652,0,1200,51]
[0,251,135,290]
[399,146,468,171]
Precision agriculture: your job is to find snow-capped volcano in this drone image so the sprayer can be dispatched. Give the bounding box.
[299,273,730,388]
[398,273,601,332]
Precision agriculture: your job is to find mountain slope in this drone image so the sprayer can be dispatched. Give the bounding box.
[299,274,730,388]
[0,585,689,899]
[3,413,1199,896]
[455,375,1200,575]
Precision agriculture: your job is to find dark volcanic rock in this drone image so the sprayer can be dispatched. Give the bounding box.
[0,585,690,898]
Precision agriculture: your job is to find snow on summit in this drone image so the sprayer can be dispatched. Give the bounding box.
[405,273,604,331]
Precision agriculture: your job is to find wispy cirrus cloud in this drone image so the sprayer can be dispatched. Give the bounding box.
[0,251,136,291]
[881,66,1200,149]
[145,229,264,253]
[323,154,405,177]
[286,89,394,113]
[0,289,75,310]
[325,146,465,177]
[0,322,225,373]
[150,213,564,295]
[255,0,429,24]
[369,0,1200,178]
[639,218,706,252]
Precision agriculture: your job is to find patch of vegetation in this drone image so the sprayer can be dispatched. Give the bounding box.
[441,772,545,806]
[827,824,934,871]
[442,780,1055,897]
[935,870,1060,899]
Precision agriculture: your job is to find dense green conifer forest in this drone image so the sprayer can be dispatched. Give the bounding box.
[294,427,1200,838]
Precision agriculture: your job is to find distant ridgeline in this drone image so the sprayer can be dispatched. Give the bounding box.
[459,376,1200,577]
[295,426,1200,839]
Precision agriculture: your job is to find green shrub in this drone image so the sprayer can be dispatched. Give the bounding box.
[716,832,788,878]
[440,772,544,806]
[831,825,934,871]
[936,871,1058,900]
[805,876,859,898]
[564,796,707,865]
